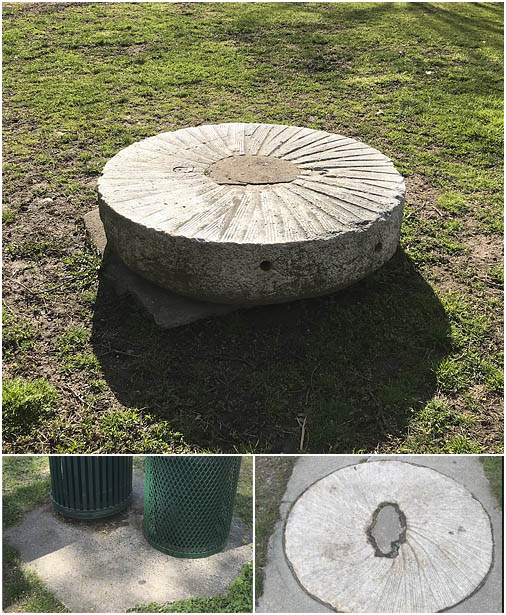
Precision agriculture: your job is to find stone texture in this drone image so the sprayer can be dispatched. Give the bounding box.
[284,460,493,613]
[258,456,502,614]
[103,247,243,328]
[84,208,243,328]
[84,208,108,255]
[98,123,405,305]
[4,472,252,613]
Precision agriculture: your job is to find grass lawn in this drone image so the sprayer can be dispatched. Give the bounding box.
[480,455,503,508]
[2,2,503,454]
[130,562,253,613]
[2,455,252,612]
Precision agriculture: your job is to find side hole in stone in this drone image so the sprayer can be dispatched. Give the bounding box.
[260,260,273,271]
[375,241,383,252]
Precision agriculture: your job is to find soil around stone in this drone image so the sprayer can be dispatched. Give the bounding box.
[3,471,252,613]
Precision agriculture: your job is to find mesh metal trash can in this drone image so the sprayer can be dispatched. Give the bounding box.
[143,456,241,558]
[49,456,133,519]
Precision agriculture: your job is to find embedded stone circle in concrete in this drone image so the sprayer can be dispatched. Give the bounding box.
[98,123,405,305]
[284,461,493,613]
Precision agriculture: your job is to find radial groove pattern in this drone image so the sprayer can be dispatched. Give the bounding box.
[284,461,493,613]
[99,122,403,243]
[98,123,405,303]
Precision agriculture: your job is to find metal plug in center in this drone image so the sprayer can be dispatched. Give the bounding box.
[367,502,407,558]
[206,154,300,185]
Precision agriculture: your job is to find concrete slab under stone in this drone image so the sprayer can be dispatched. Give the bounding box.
[257,456,502,614]
[4,471,252,613]
[98,123,405,305]
[84,208,244,328]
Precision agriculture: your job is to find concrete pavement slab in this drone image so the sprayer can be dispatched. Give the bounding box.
[4,471,252,613]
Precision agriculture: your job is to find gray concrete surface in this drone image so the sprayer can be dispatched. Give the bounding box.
[4,471,252,613]
[257,456,503,613]
[98,123,405,305]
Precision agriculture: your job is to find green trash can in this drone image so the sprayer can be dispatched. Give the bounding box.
[49,456,133,519]
[143,456,241,558]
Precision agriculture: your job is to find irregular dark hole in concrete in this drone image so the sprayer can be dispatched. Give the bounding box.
[375,241,383,252]
[367,502,407,558]
[260,260,273,271]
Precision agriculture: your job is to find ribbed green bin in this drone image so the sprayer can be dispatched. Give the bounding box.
[143,456,241,558]
[49,456,133,519]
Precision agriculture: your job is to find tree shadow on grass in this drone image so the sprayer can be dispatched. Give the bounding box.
[407,2,504,37]
[91,248,451,453]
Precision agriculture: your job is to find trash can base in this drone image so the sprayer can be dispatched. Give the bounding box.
[142,524,225,558]
[51,495,132,520]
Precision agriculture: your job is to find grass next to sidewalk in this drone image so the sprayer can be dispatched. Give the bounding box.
[480,455,503,508]
[2,456,68,612]
[254,456,296,599]
[130,561,253,613]
[3,456,50,528]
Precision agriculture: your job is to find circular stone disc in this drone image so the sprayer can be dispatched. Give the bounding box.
[98,123,405,304]
[284,461,493,613]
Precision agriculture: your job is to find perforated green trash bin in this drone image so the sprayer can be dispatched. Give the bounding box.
[49,456,133,519]
[143,456,241,558]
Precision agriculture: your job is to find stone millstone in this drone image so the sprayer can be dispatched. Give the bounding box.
[284,461,493,613]
[98,123,405,305]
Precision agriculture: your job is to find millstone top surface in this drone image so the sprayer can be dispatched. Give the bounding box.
[284,461,493,613]
[98,122,405,245]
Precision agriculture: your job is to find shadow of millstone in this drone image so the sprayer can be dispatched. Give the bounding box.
[3,472,252,613]
[91,248,451,453]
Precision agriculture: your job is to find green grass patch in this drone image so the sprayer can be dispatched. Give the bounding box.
[255,456,296,598]
[436,191,469,214]
[3,542,69,612]
[131,561,252,613]
[489,263,503,285]
[3,208,18,224]
[2,377,58,442]
[235,456,253,528]
[56,326,101,375]
[63,250,101,292]
[2,456,50,528]
[2,308,37,357]
[480,456,503,508]
[6,238,64,261]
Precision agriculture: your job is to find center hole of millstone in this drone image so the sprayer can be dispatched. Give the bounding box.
[206,154,300,185]
[367,502,407,558]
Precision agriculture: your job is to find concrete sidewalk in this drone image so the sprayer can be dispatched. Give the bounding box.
[257,455,503,613]
[4,471,252,613]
